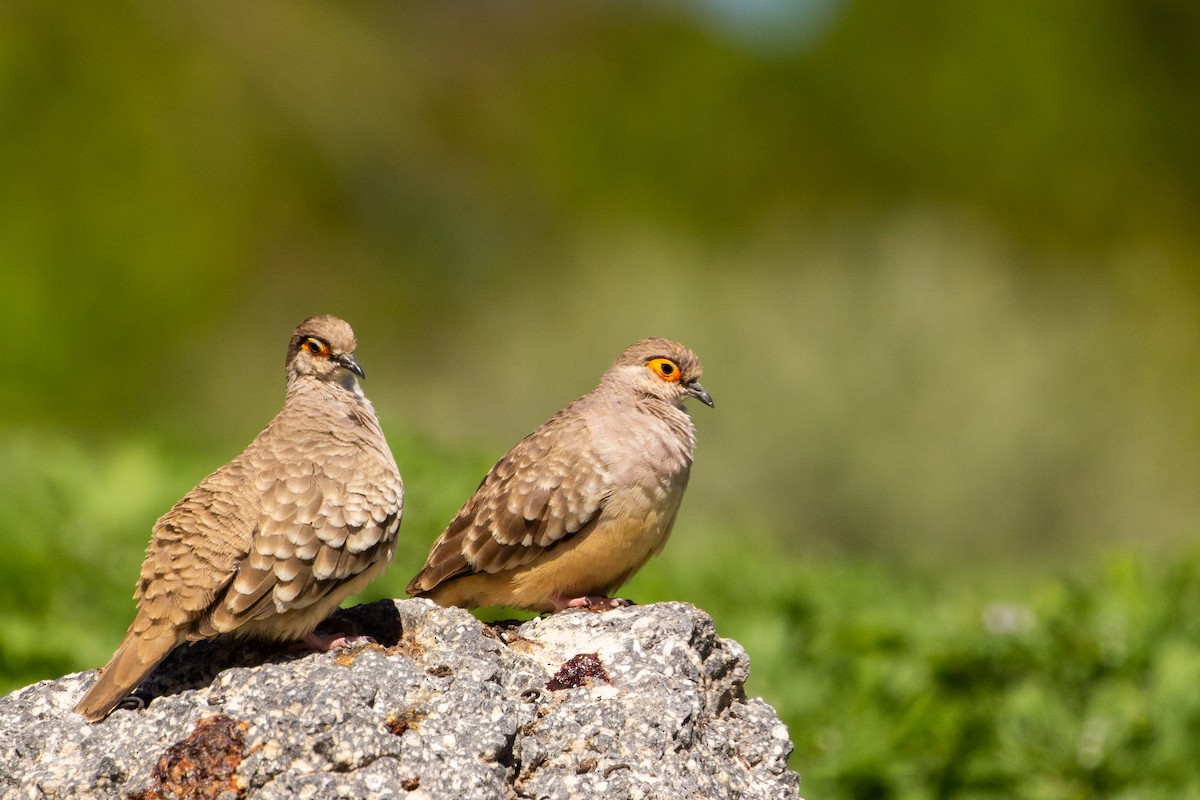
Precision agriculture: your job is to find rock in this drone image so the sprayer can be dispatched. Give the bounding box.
[0,600,801,799]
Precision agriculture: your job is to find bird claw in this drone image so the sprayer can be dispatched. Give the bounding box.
[562,596,634,612]
[115,694,147,712]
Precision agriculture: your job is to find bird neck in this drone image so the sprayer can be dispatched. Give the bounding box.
[636,391,695,435]
[286,374,368,411]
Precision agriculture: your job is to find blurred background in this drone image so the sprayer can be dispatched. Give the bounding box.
[4,1,1200,796]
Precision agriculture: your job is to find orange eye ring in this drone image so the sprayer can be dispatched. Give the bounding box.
[302,337,330,357]
[647,357,682,382]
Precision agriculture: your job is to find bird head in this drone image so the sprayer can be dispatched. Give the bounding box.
[286,315,364,389]
[608,338,714,409]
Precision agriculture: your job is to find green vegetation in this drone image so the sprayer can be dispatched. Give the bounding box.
[5,430,1200,799]
[669,549,1200,800]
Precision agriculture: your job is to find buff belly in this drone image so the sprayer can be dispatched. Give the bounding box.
[428,486,685,612]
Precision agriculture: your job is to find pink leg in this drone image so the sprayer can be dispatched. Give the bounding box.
[556,596,634,612]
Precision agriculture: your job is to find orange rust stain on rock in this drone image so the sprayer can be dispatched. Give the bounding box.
[129,714,249,800]
[384,707,427,736]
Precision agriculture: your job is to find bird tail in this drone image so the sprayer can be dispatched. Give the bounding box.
[74,624,178,723]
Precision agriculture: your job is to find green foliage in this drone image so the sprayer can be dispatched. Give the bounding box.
[7,429,1200,798]
[0,431,188,680]
[628,537,1200,799]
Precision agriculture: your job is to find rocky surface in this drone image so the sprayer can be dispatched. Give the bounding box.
[0,599,801,799]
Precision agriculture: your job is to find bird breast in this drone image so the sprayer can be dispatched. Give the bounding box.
[589,401,695,501]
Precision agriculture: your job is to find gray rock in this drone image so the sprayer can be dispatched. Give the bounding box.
[0,600,801,799]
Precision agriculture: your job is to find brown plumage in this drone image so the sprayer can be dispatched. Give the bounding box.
[407,338,712,612]
[75,315,403,722]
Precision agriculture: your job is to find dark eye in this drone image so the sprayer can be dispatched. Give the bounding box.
[303,338,326,356]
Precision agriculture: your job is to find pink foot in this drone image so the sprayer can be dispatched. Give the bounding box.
[302,631,373,651]
[558,596,634,612]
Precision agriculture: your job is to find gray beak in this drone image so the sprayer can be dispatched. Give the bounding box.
[334,353,365,380]
[687,380,714,408]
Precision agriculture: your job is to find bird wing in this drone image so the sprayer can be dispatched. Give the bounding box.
[407,407,607,593]
[134,461,260,635]
[204,453,403,634]
[136,448,402,639]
